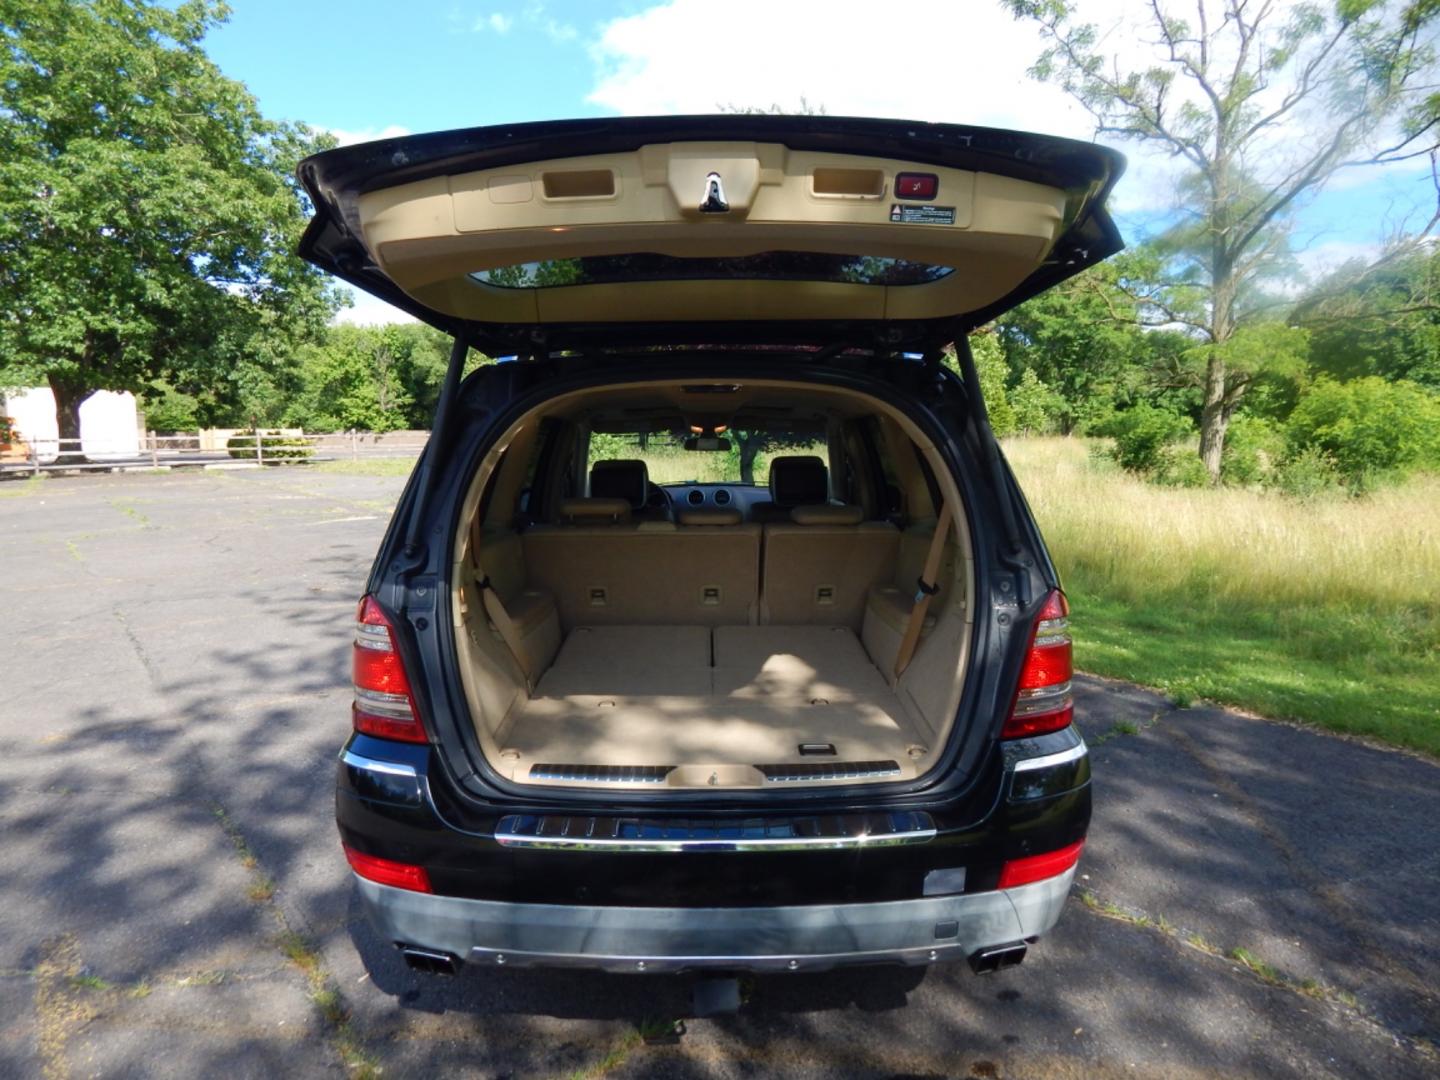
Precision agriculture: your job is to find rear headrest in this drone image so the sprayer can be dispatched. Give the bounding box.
[769,455,828,506]
[557,497,631,525]
[589,459,649,508]
[678,508,743,527]
[790,504,865,526]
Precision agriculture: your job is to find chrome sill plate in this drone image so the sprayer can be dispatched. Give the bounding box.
[493,810,936,852]
[757,759,902,782]
[529,763,673,783]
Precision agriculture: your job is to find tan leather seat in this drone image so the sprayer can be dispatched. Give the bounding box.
[751,455,830,523]
[761,507,899,626]
[521,519,761,628]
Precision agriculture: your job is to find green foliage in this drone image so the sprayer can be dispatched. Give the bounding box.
[1098,404,1192,475]
[1284,376,1440,488]
[0,0,343,441]
[1300,249,1440,391]
[995,253,1156,433]
[969,334,1016,437]
[140,383,201,433]
[282,324,459,432]
[227,430,314,462]
[1009,368,1064,434]
[1221,415,1285,486]
[1272,446,1344,500]
[1154,446,1211,488]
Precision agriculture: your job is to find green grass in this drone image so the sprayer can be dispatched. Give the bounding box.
[1005,437,1440,756]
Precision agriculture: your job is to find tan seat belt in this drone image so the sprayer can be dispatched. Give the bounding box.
[893,506,953,679]
[468,512,534,692]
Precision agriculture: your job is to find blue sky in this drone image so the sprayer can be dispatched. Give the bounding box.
[202,0,1438,323]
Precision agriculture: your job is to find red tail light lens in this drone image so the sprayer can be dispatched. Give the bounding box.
[343,844,433,893]
[1002,590,1073,739]
[352,597,427,743]
[998,838,1085,889]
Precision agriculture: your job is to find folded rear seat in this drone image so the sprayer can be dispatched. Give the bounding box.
[522,499,761,627]
[761,505,899,626]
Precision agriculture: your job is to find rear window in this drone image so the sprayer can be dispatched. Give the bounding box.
[472,253,953,289]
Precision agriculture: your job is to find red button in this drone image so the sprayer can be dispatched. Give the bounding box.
[895,172,938,200]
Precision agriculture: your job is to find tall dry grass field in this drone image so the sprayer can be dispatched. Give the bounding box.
[1004,437,1440,754]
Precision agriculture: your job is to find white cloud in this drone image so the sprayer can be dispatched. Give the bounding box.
[584,0,1178,215]
[475,11,513,33]
[326,124,412,148]
[583,0,1430,237]
[1292,239,1383,279]
[331,286,419,327]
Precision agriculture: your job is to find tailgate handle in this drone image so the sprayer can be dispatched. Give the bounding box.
[699,172,730,213]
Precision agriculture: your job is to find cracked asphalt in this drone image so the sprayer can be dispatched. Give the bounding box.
[1,467,1436,1079]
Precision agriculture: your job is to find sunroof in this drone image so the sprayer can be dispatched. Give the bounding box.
[469,253,954,289]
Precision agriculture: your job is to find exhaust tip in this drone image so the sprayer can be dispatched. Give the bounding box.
[399,945,461,976]
[968,942,1027,975]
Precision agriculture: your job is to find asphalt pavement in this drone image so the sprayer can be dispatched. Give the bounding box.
[0,467,1435,1078]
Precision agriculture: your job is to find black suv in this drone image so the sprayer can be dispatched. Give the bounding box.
[299,115,1120,980]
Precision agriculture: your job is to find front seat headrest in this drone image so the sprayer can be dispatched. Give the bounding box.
[589,458,649,508]
[769,456,829,506]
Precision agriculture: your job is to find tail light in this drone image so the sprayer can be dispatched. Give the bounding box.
[343,844,433,893]
[352,596,427,743]
[1002,589,1073,739]
[998,838,1085,889]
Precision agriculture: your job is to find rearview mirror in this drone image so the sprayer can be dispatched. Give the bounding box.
[683,435,731,451]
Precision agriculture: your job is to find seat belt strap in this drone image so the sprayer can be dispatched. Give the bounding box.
[893,506,953,679]
[469,513,534,692]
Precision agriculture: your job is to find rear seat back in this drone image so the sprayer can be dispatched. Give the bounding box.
[522,520,761,628]
[761,508,899,626]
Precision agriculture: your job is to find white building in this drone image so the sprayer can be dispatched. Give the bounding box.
[1,388,141,462]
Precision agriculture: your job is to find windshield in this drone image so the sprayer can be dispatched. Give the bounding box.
[587,431,827,486]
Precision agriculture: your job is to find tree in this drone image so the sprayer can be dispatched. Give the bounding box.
[1294,245,1440,388]
[0,0,343,457]
[1008,0,1440,480]
[995,251,1158,432]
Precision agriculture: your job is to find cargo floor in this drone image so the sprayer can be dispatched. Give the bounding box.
[496,625,925,783]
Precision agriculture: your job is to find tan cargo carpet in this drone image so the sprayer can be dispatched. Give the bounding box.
[504,625,922,771]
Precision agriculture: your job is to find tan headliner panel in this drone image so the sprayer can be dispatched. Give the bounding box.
[357,142,1071,325]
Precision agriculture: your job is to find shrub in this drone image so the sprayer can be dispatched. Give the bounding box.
[1097,404,1191,474]
[227,430,314,462]
[1273,446,1343,500]
[1222,415,1284,486]
[1010,368,1064,435]
[1154,446,1210,488]
[1285,376,1440,489]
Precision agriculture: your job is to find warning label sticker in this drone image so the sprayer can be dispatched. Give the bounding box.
[889,204,956,225]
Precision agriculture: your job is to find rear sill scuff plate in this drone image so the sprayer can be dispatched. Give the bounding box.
[529,763,673,783]
[758,759,902,782]
[493,810,937,852]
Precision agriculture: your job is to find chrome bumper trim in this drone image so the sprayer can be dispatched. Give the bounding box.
[355,868,1076,974]
[1012,741,1088,773]
[493,810,936,852]
[341,750,417,779]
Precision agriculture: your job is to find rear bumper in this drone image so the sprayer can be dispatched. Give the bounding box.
[354,867,1075,974]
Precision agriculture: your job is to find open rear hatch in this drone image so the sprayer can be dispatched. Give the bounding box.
[302,117,1118,793]
[298,114,1124,355]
